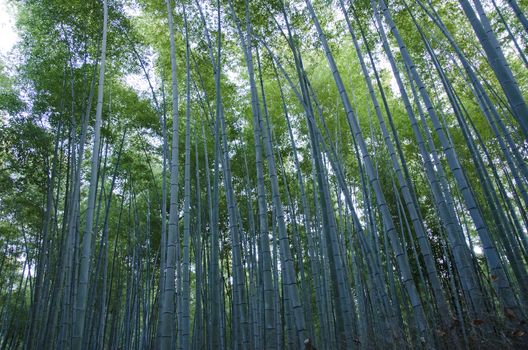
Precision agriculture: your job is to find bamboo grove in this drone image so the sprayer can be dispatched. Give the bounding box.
[0,0,527,348]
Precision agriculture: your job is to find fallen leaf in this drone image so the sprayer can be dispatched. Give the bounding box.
[504,308,516,320]
[511,330,525,337]
[436,329,446,337]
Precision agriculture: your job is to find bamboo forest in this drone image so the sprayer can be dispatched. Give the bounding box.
[1,0,528,348]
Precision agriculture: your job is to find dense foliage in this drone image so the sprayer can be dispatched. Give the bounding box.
[0,0,527,349]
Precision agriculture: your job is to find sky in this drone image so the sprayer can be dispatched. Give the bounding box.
[0,0,18,56]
